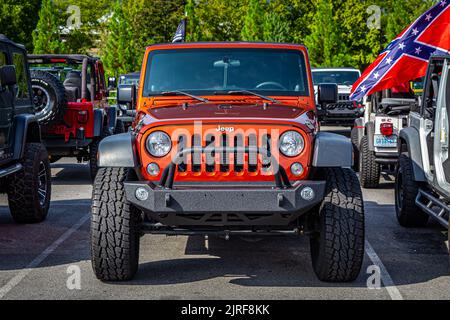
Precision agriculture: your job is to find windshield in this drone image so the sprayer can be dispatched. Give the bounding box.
[143,48,309,97]
[312,70,360,86]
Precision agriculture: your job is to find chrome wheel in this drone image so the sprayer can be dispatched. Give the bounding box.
[37,161,48,207]
[32,85,51,119]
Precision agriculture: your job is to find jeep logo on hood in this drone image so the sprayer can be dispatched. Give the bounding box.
[216,125,235,133]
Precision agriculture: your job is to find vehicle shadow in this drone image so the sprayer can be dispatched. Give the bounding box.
[0,199,91,272]
[0,196,448,289]
[50,162,92,185]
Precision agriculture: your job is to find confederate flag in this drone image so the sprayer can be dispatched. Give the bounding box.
[350,1,450,101]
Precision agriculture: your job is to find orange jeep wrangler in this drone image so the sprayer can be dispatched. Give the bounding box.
[91,42,365,283]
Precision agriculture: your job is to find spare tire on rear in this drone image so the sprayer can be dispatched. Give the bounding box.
[30,70,67,124]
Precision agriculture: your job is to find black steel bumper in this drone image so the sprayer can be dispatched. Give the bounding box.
[318,107,364,127]
[124,181,326,226]
[375,152,399,164]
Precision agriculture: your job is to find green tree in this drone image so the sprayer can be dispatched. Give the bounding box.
[33,0,66,54]
[305,0,348,67]
[185,0,202,41]
[334,0,384,69]
[241,0,264,41]
[101,0,134,77]
[261,0,292,43]
[385,0,436,42]
[0,0,41,51]
[186,0,246,41]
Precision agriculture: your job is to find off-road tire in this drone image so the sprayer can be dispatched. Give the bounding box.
[351,128,360,172]
[30,70,67,125]
[395,154,429,227]
[0,178,6,193]
[89,138,101,181]
[7,143,51,223]
[359,136,380,188]
[310,168,365,282]
[115,119,126,134]
[91,168,141,281]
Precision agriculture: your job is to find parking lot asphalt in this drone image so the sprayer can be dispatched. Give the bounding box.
[0,129,449,300]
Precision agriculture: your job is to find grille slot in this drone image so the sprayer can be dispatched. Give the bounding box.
[338,93,350,102]
[220,134,229,173]
[192,134,202,173]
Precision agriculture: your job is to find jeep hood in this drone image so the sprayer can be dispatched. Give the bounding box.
[147,103,307,120]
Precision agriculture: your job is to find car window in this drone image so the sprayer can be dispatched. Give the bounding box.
[12,52,30,101]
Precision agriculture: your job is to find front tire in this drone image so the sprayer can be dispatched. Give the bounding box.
[91,168,141,281]
[395,154,429,227]
[360,136,380,188]
[310,168,365,282]
[7,143,51,224]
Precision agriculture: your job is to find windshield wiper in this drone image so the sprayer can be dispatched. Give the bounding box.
[161,90,209,103]
[219,90,281,104]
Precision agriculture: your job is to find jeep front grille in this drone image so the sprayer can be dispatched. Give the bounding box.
[338,93,350,102]
[176,132,273,174]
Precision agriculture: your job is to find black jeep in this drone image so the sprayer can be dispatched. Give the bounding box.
[0,35,51,223]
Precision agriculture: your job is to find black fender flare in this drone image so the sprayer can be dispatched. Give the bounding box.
[93,109,105,137]
[365,121,375,151]
[105,105,119,135]
[353,118,365,147]
[12,114,41,160]
[399,127,426,182]
[98,133,139,168]
[312,132,353,168]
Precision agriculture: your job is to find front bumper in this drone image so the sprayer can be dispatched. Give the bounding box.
[318,105,364,126]
[124,181,326,227]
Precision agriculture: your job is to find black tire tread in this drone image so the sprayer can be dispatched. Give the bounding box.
[395,154,429,227]
[30,70,67,125]
[7,143,51,223]
[91,168,140,281]
[360,136,380,188]
[311,168,365,282]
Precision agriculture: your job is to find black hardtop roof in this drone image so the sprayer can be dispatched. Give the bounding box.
[430,54,450,61]
[28,54,100,64]
[0,34,26,51]
[121,72,140,77]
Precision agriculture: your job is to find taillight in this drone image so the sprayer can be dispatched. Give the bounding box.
[380,123,394,136]
[78,111,89,123]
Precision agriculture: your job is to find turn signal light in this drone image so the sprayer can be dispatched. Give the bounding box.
[380,123,394,136]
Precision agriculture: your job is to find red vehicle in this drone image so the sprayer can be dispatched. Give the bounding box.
[28,55,121,179]
[92,42,365,282]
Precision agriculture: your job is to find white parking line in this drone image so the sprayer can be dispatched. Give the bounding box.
[0,214,90,299]
[365,240,404,300]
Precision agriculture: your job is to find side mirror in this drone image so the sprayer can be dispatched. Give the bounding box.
[317,83,338,106]
[117,84,137,108]
[0,65,17,87]
[108,77,117,89]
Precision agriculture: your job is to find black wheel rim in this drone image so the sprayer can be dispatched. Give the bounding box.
[37,161,48,207]
[32,86,50,117]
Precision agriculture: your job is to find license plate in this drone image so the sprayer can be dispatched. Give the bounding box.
[374,135,398,147]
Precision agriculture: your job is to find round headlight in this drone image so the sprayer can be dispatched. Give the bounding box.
[279,131,304,157]
[146,131,172,157]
